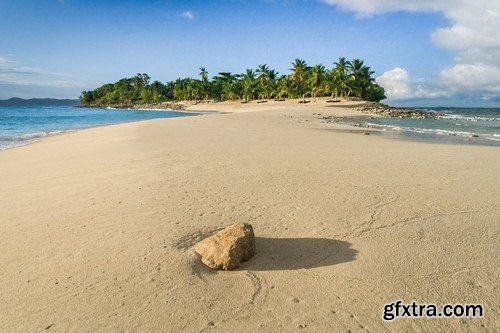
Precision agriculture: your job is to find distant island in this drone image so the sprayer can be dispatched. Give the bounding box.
[80,57,387,108]
[0,98,80,107]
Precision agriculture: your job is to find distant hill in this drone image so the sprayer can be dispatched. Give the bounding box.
[0,97,80,106]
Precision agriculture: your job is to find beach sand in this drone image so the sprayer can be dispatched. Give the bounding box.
[0,101,498,332]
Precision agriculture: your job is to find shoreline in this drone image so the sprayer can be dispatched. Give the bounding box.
[185,100,500,147]
[323,115,500,147]
[0,108,207,152]
[1,100,498,153]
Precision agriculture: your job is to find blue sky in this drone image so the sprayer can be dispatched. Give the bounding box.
[1,0,499,106]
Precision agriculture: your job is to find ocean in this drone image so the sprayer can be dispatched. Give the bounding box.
[339,107,500,146]
[0,106,197,150]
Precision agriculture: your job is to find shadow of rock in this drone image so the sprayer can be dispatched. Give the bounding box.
[242,237,357,271]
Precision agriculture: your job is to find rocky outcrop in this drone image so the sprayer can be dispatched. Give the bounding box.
[79,101,186,110]
[194,223,256,270]
[353,103,440,119]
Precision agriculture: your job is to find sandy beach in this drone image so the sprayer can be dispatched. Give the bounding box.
[0,101,498,332]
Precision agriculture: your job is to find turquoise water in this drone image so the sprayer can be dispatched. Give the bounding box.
[355,107,500,145]
[0,106,197,150]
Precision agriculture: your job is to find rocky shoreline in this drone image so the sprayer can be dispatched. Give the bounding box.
[320,102,442,132]
[353,102,440,119]
[77,101,186,110]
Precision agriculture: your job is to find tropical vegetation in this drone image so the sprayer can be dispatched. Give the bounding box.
[80,57,386,106]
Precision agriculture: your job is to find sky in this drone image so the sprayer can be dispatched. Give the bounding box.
[0,0,499,106]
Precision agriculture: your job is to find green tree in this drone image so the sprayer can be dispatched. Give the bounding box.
[276,75,295,99]
[199,67,210,100]
[291,59,309,102]
[308,64,326,100]
[80,57,386,106]
[333,57,350,98]
[256,64,270,100]
[243,69,257,102]
[363,83,386,102]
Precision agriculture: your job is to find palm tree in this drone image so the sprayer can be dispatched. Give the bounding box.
[308,64,326,100]
[179,78,199,102]
[276,75,295,100]
[267,69,279,99]
[347,59,366,98]
[242,69,257,102]
[358,66,376,99]
[256,64,270,100]
[199,67,208,83]
[323,69,341,99]
[212,72,238,101]
[348,60,375,99]
[291,59,309,102]
[80,57,387,106]
[199,67,209,100]
[333,57,350,98]
[227,80,242,100]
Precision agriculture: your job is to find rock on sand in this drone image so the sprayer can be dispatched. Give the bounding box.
[194,223,256,270]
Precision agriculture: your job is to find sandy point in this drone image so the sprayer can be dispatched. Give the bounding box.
[0,101,498,332]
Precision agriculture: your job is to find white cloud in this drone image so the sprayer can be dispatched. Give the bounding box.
[320,0,500,102]
[376,67,447,100]
[376,67,411,100]
[180,11,194,21]
[0,56,15,66]
[320,0,448,16]
[0,55,84,88]
[439,63,500,93]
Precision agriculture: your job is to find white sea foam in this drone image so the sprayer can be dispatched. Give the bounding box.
[438,114,499,122]
[9,131,64,141]
[0,130,67,150]
[364,122,479,138]
[327,107,500,145]
[0,140,34,151]
[134,108,173,111]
